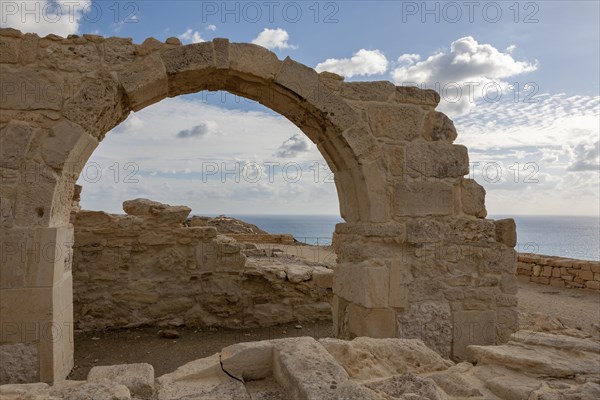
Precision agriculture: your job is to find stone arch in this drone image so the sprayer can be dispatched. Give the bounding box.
[0,29,518,384]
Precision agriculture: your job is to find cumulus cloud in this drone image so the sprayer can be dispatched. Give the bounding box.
[206,24,217,31]
[176,121,218,138]
[0,0,90,37]
[274,134,311,158]
[113,114,144,134]
[566,141,600,172]
[178,28,204,44]
[392,36,538,116]
[251,28,297,50]
[315,49,389,78]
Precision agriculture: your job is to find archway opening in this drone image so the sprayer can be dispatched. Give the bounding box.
[68,89,345,377]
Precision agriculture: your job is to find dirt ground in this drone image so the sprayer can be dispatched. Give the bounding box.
[69,280,600,380]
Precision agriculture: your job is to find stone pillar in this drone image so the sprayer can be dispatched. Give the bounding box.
[0,225,74,384]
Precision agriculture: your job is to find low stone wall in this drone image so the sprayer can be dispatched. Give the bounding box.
[72,199,333,331]
[517,253,600,290]
[228,233,295,245]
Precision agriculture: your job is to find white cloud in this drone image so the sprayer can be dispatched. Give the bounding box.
[453,93,599,215]
[76,96,339,215]
[0,0,90,37]
[566,140,600,172]
[392,36,538,116]
[178,28,204,44]
[397,54,420,64]
[274,134,311,158]
[176,121,218,139]
[315,49,389,78]
[206,24,217,31]
[251,28,297,50]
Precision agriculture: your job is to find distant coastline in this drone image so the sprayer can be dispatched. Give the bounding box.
[196,214,600,261]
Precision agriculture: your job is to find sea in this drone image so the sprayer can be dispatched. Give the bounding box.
[227,214,600,261]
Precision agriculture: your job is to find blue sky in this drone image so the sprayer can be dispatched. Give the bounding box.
[3,1,599,215]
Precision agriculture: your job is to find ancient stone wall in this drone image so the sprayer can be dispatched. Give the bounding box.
[1,27,518,383]
[517,253,600,290]
[72,199,333,331]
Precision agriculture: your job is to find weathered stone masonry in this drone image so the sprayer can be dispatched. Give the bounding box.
[71,198,333,331]
[0,28,517,383]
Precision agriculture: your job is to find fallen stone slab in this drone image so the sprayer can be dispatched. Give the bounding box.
[87,363,154,399]
[273,337,379,400]
[320,337,453,381]
[468,331,600,378]
[0,382,49,400]
[363,373,446,400]
[155,354,248,400]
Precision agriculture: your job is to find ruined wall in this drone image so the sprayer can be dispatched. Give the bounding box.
[517,253,600,290]
[72,199,333,331]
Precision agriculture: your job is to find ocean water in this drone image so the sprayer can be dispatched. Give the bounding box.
[229,214,599,261]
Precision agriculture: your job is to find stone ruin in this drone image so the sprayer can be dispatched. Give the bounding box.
[0,28,518,384]
[71,197,333,332]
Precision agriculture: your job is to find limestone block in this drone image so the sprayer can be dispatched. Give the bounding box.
[485,373,542,400]
[423,111,458,142]
[320,337,452,382]
[406,219,443,244]
[395,181,455,217]
[42,119,98,171]
[0,36,19,63]
[394,86,440,107]
[213,38,229,69]
[452,310,497,361]
[470,330,600,377]
[135,37,163,56]
[340,81,395,102]
[397,301,452,357]
[500,274,518,295]
[61,382,131,400]
[578,270,594,280]
[0,382,48,398]
[87,363,154,399]
[383,144,405,176]
[0,286,53,342]
[367,103,424,141]
[334,262,389,308]
[62,71,128,140]
[161,42,215,94]
[311,267,333,288]
[460,179,487,218]
[229,43,281,80]
[339,124,380,163]
[40,40,101,72]
[101,37,136,65]
[220,340,274,381]
[273,337,378,400]
[285,264,312,283]
[494,218,516,247]
[275,57,360,133]
[389,260,412,308]
[274,57,320,101]
[363,373,446,399]
[0,342,38,384]
[156,354,248,400]
[347,304,397,338]
[118,53,168,111]
[0,66,64,110]
[496,308,518,343]
[405,142,469,178]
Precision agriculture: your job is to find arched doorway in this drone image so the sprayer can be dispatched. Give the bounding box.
[0,31,517,383]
